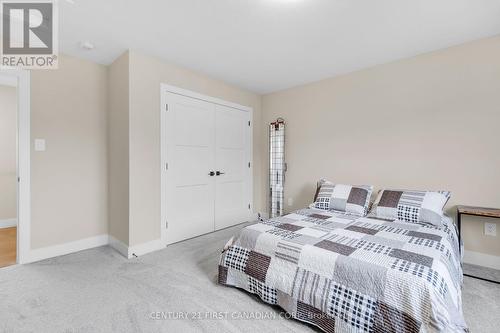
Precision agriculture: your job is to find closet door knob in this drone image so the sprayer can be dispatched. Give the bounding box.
[216,171,225,176]
[209,171,215,176]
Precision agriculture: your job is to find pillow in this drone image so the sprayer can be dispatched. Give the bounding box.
[369,189,451,226]
[312,179,373,216]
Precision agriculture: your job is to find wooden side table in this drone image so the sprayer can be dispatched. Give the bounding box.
[457,205,500,284]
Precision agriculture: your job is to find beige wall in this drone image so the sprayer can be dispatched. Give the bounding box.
[0,85,17,220]
[107,51,130,245]
[31,54,108,249]
[262,36,500,257]
[127,50,262,246]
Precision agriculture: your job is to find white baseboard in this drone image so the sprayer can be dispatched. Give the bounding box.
[109,236,165,259]
[463,250,500,271]
[255,212,268,220]
[108,236,130,258]
[128,239,165,258]
[21,233,166,263]
[25,234,109,264]
[0,218,17,229]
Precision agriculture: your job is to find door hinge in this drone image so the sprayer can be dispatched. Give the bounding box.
[165,104,169,111]
[248,120,251,126]
[165,163,169,170]
[248,162,251,168]
[166,220,169,229]
[248,204,251,210]
[17,177,20,183]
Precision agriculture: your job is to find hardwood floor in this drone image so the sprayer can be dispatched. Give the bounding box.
[0,227,16,268]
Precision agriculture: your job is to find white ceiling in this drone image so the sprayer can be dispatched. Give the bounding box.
[60,0,500,94]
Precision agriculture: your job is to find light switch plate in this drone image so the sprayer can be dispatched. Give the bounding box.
[34,139,46,151]
[485,222,497,237]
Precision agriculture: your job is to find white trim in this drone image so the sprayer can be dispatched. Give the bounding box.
[249,213,260,221]
[258,212,270,219]
[160,86,167,246]
[0,75,17,87]
[254,212,264,220]
[12,234,166,264]
[0,219,17,229]
[463,250,500,271]
[128,239,165,258]
[160,83,254,247]
[160,83,252,112]
[108,236,130,258]
[248,105,254,220]
[109,236,165,259]
[17,70,31,264]
[0,69,30,265]
[24,234,109,264]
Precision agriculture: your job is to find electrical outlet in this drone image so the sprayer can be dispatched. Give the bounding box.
[484,222,497,236]
[287,197,293,207]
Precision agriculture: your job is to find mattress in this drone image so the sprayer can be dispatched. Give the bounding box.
[218,208,468,333]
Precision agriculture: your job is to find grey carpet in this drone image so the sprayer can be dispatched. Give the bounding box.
[0,224,499,333]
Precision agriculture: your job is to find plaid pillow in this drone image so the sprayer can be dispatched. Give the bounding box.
[312,179,373,216]
[369,189,451,226]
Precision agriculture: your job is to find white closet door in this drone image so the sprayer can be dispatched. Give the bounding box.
[165,92,215,244]
[214,104,252,230]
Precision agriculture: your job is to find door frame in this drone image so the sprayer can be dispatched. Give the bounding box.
[0,68,31,265]
[159,83,253,246]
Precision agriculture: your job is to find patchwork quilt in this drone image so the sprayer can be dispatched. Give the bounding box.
[218,208,468,333]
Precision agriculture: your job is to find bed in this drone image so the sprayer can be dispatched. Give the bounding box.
[218,207,468,332]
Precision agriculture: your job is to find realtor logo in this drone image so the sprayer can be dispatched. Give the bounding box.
[1,0,58,69]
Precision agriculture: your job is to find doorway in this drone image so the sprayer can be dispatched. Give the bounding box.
[0,78,17,267]
[0,69,30,266]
